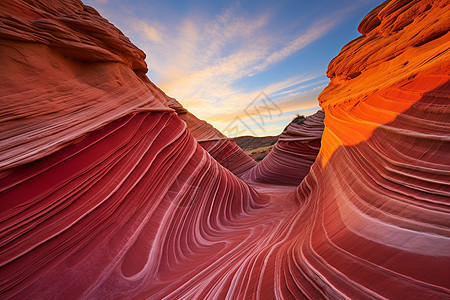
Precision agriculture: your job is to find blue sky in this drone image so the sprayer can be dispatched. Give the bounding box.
[84,0,382,137]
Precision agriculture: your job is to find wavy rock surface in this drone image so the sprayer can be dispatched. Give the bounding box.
[292,76,450,299]
[289,0,450,297]
[243,110,324,185]
[1,0,449,299]
[0,110,270,299]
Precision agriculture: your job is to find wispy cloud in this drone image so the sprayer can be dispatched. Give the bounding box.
[105,0,363,135]
[207,83,324,122]
[140,23,162,43]
[139,4,333,109]
[207,85,324,136]
[250,20,339,75]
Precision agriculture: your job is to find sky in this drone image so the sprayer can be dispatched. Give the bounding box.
[84,0,382,137]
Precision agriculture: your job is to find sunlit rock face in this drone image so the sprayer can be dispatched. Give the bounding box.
[243,110,324,185]
[1,0,449,299]
[291,0,450,298]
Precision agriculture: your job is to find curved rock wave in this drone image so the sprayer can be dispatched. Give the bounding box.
[0,110,270,298]
[293,75,450,299]
[288,0,450,296]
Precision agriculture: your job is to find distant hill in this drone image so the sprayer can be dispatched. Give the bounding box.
[233,135,278,161]
[234,135,278,151]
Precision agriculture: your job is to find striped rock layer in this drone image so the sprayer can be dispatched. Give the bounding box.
[0,0,449,299]
[243,110,325,185]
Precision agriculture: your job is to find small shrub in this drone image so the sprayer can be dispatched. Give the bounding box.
[255,153,267,162]
[292,114,306,125]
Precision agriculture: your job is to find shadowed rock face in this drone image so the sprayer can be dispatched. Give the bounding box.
[0,0,449,299]
[0,0,172,172]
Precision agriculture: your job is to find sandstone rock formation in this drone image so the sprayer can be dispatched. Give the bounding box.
[0,0,172,173]
[0,0,449,299]
[243,110,324,185]
[290,0,450,297]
